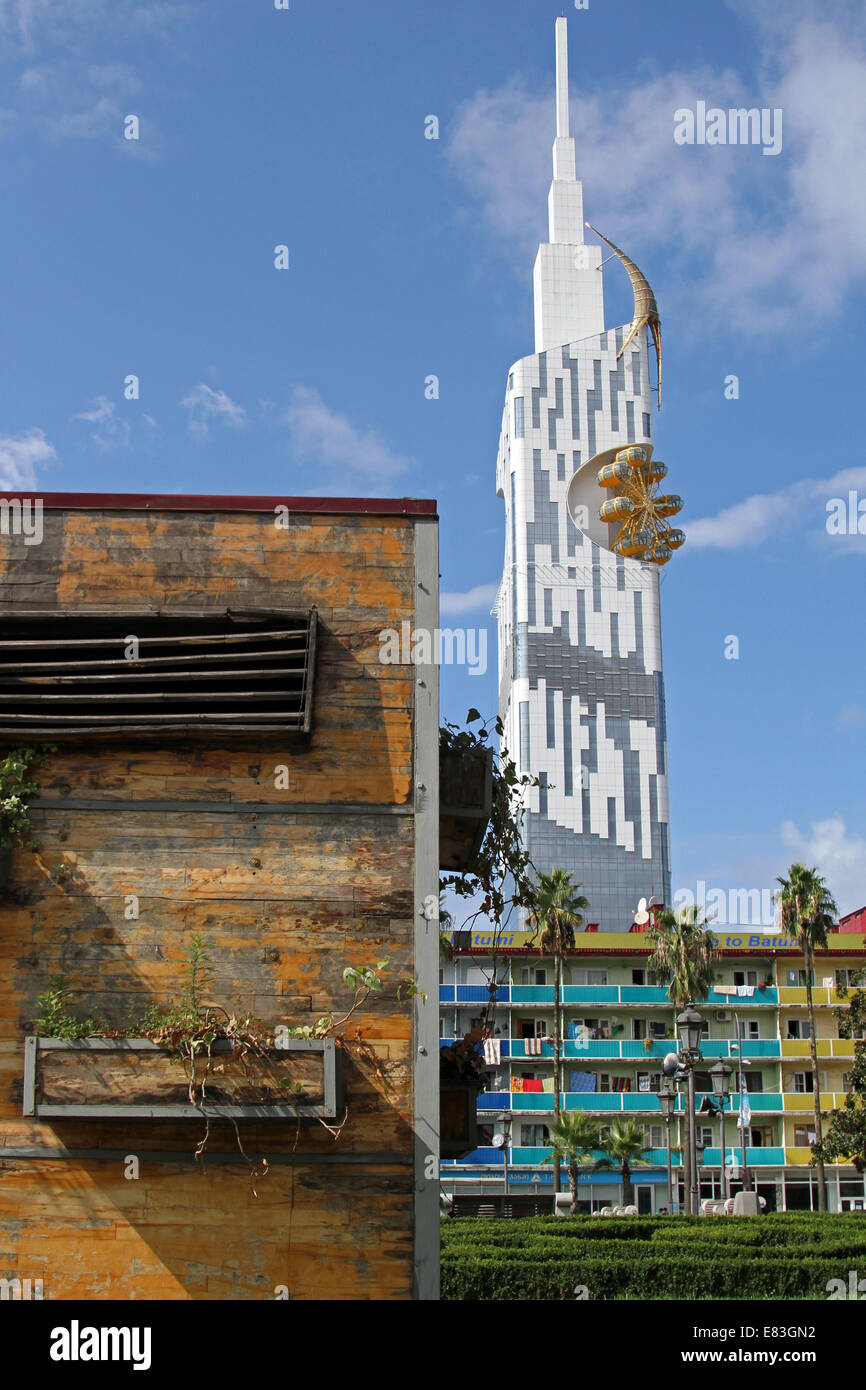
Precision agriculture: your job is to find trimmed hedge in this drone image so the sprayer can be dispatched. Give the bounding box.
[441,1214,866,1300]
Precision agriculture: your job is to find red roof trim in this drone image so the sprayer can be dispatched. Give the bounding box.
[0,491,437,517]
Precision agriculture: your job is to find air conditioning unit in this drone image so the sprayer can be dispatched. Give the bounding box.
[715,1009,732,1021]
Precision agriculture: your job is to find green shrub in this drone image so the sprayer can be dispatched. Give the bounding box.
[441,1214,866,1300]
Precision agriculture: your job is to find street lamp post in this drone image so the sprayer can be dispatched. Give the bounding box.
[495,1110,512,1215]
[710,1061,733,1202]
[658,1086,676,1214]
[677,1003,706,1215]
[731,1020,753,1192]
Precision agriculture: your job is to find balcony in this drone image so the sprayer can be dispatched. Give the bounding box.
[700,1147,785,1166]
[782,1091,850,1111]
[781,1038,855,1059]
[439,985,511,1004]
[475,1090,807,1115]
[440,984,779,1007]
[779,986,842,1007]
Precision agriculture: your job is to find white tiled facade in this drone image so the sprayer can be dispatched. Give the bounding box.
[496,19,671,930]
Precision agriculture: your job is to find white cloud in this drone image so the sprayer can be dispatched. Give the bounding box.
[282,386,412,487]
[780,817,866,916]
[179,384,246,439]
[440,582,498,617]
[686,466,866,550]
[71,395,131,450]
[446,5,866,333]
[836,705,866,731]
[0,426,56,488]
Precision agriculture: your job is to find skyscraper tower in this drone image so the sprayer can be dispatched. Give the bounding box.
[496,18,680,930]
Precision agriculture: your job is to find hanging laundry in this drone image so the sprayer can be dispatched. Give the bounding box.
[541,1076,555,1092]
[569,1071,597,1093]
[510,1077,524,1093]
[483,1038,501,1065]
[523,1078,543,1093]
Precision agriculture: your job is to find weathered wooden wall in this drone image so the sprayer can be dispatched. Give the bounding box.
[0,503,432,1300]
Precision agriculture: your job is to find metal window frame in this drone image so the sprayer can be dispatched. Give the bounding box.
[23,1035,343,1120]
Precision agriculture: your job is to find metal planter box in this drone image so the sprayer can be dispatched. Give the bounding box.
[439,746,493,871]
[23,1035,343,1121]
[440,1077,486,1160]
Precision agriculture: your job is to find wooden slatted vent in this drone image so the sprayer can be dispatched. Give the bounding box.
[0,609,317,737]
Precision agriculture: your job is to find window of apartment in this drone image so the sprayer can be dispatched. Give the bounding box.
[636,1072,661,1093]
[786,969,815,987]
[518,968,547,986]
[746,1020,760,1040]
[573,1017,611,1039]
[598,1073,611,1093]
[645,1125,665,1148]
[0,610,318,737]
[794,1126,817,1147]
[517,1018,548,1039]
[836,968,865,990]
[571,968,609,986]
[842,1073,852,1093]
[787,1019,813,1040]
[513,397,525,438]
[750,1126,773,1148]
[632,1019,647,1040]
[697,1127,714,1147]
[520,1124,549,1146]
[792,1072,826,1093]
[745,1072,764,1093]
[733,970,758,987]
[631,969,659,986]
[649,1020,667,1039]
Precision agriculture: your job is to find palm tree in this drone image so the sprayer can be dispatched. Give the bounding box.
[594,1118,652,1208]
[648,904,717,1213]
[776,864,838,1212]
[647,904,717,1007]
[543,1112,600,1214]
[527,869,589,1193]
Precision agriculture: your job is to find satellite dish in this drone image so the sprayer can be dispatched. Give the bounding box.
[634,896,650,926]
[662,1052,681,1077]
[491,1134,506,1149]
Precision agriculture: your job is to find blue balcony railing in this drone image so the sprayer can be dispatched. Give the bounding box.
[440,983,778,1007]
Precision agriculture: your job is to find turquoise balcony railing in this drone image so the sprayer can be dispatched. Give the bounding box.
[510,985,555,1004]
[701,1147,785,1166]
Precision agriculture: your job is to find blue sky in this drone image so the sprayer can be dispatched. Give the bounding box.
[2,0,865,915]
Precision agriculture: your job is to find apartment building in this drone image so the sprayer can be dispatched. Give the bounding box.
[440,924,866,1214]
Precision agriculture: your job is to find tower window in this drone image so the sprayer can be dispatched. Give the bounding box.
[514,397,525,439]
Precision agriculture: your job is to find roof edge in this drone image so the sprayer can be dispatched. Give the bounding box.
[0,492,437,517]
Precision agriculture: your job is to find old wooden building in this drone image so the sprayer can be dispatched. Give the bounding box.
[0,492,440,1300]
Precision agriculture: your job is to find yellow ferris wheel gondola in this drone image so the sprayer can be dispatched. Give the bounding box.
[614,445,647,468]
[654,494,683,518]
[615,529,654,558]
[597,460,632,488]
[599,495,635,522]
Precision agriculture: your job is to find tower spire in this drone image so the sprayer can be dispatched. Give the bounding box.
[533,18,604,349]
[555,15,570,138]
